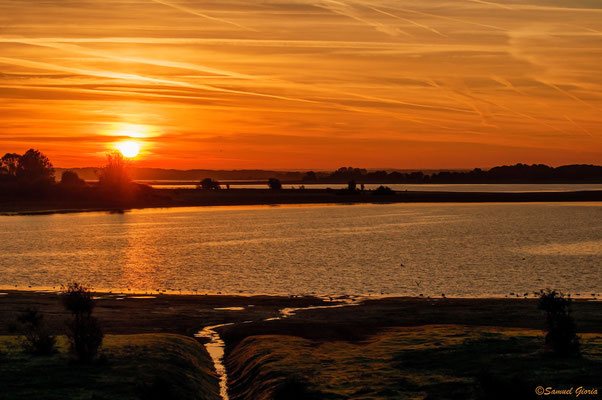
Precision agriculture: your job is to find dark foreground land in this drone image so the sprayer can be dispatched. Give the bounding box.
[1,291,601,399]
[2,187,602,215]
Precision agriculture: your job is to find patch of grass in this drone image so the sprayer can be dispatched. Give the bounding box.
[226,325,602,400]
[0,334,220,400]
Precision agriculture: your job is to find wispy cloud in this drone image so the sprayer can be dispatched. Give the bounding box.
[148,0,256,31]
[0,0,600,168]
[363,4,447,37]
[313,0,412,37]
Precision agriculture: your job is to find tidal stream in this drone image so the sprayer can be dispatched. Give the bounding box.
[195,298,362,400]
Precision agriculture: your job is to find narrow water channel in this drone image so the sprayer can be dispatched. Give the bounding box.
[196,298,362,400]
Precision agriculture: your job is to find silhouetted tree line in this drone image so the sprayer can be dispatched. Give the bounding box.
[302,164,602,184]
[0,149,55,184]
[52,163,602,184]
[1,149,153,204]
[0,149,56,197]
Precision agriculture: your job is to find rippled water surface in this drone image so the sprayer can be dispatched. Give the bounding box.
[1,203,601,297]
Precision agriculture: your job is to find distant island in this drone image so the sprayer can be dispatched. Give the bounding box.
[55,163,602,184]
[2,149,602,215]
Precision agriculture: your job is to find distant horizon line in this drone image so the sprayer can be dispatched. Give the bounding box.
[53,163,602,173]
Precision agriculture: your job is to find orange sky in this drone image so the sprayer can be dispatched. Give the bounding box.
[0,0,601,169]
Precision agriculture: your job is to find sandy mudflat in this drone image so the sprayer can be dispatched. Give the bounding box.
[2,290,601,341]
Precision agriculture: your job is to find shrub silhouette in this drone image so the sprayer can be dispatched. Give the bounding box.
[199,178,220,190]
[16,149,55,184]
[62,283,104,363]
[60,170,86,187]
[268,178,282,190]
[537,289,580,357]
[373,185,395,195]
[347,180,357,191]
[97,152,132,199]
[16,307,56,355]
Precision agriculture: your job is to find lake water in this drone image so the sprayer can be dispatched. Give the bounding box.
[1,203,601,297]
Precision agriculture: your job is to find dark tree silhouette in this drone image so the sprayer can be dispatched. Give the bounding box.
[97,151,132,197]
[347,180,357,191]
[268,178,282,190]
[199,178,220,190]
[16,149,55,183]
[538,289,580,357]
[62,283,104,363]
[0,153,20,179]
[60,170,86,187]
[0,149,54,184]
[316,163,602,184]
[16,307,56,355]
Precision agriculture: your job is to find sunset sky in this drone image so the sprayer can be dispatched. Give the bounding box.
[1,0,601,169]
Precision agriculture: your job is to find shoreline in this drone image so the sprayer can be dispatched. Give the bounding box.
[2,290,602,337]
[1,288,600,300]
[1,188,602,216]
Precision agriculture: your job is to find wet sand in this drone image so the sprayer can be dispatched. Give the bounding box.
[0,290,334,337]
[2,291,601,343]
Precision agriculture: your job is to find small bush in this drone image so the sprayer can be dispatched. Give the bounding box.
[66,315,104,363]
[268,178,282,190]
[199,178,220,190]
[537,289,580,357]
[16,307,56,355]
[62,282,95,315]
[62,283,104,363]
[373,185,395,195]
[60,170,85,187]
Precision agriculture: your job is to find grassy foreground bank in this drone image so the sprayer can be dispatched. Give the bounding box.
[2,292,601,399]
[226,326,602,400]
[0,334,220,400]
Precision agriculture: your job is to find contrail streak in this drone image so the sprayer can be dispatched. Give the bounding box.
[0,56,318,104]
[385,4,507,32]
[9,39,255,80]
[537,80,599,111]
[468,0,514,10]
[149,0,256,31]
[363,4,447,37]
[315,0,412,37]
[564,115,593,137]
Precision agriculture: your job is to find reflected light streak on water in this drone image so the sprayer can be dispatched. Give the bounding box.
[0,203,601,298]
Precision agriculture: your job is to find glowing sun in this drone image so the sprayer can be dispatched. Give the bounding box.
[117,141,140,158]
